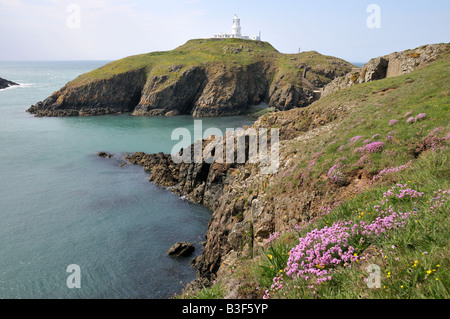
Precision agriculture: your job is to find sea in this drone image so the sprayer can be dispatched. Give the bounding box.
[0,61,254,299]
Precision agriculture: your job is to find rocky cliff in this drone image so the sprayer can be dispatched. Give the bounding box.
[322,43,449,97]
[0,77,19,90]
[28,38,353,117]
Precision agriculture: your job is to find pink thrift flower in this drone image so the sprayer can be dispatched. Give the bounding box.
[415,113,427,122]
[364,141,384,153]
[389,119,398,126]
[349,136,364,144]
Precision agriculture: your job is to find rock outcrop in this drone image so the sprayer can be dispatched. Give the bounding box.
[0,77,19,90]
[322,43,449,97]
[27,69,147,117]
[28,38,353,117]
[167,242,195,258]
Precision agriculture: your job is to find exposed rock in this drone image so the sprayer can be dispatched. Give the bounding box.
[0,77,19,90]
[97,152,113,158]
[27,69,147,117]
[322,43,449,97]
[167,242,195,257]
[362,57,389,82]
[165,110,179,116]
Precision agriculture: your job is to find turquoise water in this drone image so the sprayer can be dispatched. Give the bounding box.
[0,61,254,299]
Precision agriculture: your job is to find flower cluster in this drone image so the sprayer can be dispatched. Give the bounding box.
[354,154,370,167]
[385,135,397,143]
[348,135,364,144]
[429,189,449,212]
[406,112,427,123]
[283,164,298,177]
[263,184,426,298]
[389,119,399,126]
[364,141,385,153]
[372,161,413,182]
[263,275,284,299]
[285,221,356,284]
[415,113,427,122]
[285,198,414,288]
[423,127,449,152]
[406,116,415,124]
[381,184,424,201]
[351,208,411,238]
[265,232,282,248]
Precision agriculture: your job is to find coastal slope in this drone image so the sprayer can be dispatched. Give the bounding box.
[123,43,450,298]
[27,38,353,117]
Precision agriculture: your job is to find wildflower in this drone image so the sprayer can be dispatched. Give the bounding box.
[349,135,364,144]
[427,270,432,275]
[406,116,415,123]
[415,113,427,122]
[389,119,398,126]
[404,111,413,118]
[364,141,385,153]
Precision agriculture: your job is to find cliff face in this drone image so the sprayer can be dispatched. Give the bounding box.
[322,43,449,97]
[28,38,353,117]
[0,77,19,90]
[27,69,147,116]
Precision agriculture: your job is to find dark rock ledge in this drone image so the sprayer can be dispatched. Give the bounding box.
[0,77,19,90]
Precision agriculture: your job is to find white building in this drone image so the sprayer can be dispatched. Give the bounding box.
[214,14,261,41]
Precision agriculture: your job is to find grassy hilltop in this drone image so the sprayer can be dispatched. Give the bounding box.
[73,38,349,88]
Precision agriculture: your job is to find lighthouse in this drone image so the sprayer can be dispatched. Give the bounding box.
[231,14,242,37]
[213,14,261,41]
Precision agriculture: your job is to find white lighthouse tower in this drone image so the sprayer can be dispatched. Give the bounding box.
[213,14,261,41]
[231,14,242,37]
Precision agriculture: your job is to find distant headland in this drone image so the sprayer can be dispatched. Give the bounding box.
[0,77,19,90]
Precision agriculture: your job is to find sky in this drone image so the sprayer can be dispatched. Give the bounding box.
[0,0,449,63]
